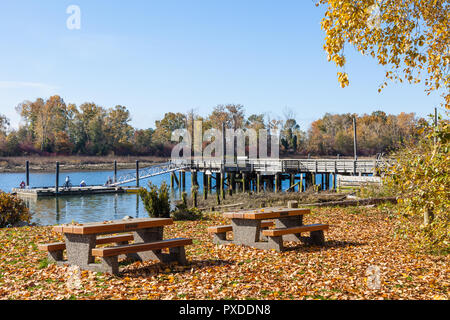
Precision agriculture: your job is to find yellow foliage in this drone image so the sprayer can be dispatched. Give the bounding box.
[385,116,449,254]
[318,0,450,109]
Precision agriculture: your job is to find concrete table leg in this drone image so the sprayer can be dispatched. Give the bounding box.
[64,234,97,267]
[231,219,262,245]
[275,216,304,242]
[267,236,283,252]
[132,227,164,262]
[47,250,64,263]
[212,232,229,244]
[100,256,119,275]
[310,230,325,245]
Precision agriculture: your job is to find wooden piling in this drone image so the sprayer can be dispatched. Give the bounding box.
[114,160,117,183]
[26,160,30,187]
[208,173,212,194]
[221,172,226,199]
[203,173,207,200]
[136,160,140,187]
[55,162,59,195]
[182,171,186,191]
[256,173,261,193]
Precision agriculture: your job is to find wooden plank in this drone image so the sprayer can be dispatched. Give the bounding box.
[53,218,173,235]
[96,234,134,245]
[243,209,309,220]
[208,221,274,234]
[91,238,192,257]
[39,234,135,252]
[262,224,329,237]
[208,225,232,234]
[38,242,66,251]
[223,207,309,220]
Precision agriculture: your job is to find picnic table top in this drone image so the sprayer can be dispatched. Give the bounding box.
[53,217,173,235]
[222,207,310,220]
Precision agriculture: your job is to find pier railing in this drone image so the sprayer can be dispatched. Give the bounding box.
[110,161,188,186]
[171,158,392,175]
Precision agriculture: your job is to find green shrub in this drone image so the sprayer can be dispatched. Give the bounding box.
[0,192,31,228]
[139,182,170,218]
[171,203,203,221]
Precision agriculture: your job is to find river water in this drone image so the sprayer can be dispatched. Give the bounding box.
[0,169,331,226]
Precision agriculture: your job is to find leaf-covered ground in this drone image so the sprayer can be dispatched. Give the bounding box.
[0,206,448,300]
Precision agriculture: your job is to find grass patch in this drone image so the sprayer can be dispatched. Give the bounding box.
[37,258,49,269]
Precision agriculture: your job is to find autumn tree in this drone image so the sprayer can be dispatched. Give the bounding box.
[153,112,186,144]
[386,115,449,254]
[0,114,9,136]
[318,0,450,109]
[15,96,70,152]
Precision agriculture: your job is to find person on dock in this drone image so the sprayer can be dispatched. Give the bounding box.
[19,181,26,189]
[63,176,72,190]
[104,176,113,186]
[80,180,86,187]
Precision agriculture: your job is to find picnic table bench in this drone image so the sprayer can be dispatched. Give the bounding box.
[39,217,192,275]
[208,207,329,252]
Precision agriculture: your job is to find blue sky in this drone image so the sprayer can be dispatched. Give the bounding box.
[0,1,443,131]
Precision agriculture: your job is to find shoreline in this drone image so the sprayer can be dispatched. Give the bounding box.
[0,156,169,173]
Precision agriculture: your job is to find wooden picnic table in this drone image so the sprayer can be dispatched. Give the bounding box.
[40,217,192,275]
[210,207,312,251]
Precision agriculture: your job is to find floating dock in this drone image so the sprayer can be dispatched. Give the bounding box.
[12,186,140,198]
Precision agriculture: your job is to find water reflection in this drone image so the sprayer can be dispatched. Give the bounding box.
[22,193,146,226]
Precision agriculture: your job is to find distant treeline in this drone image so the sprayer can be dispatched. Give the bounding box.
[0,95,425,157]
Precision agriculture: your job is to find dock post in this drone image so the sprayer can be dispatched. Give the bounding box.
[230,173,235,194]
[114,160,117,183]
[299,173,303,192]
[242,173,247,193]
[290,174,295,192]
[256,173,261,193]
[275,174,279,193]
[26,160,30,187]
[55,162,59,195]
[333,173,337,191]
[182,171,186,191]
[221,171,225,200]
[203,173,207,200]
[136,160,140,187]
[208,173,212,194]
[171,172,175,190]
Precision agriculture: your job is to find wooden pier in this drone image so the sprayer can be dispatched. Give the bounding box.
[15,156,392,199]
[164,157,392,196]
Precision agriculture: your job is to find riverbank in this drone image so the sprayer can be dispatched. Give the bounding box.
[0,156,169,173]
[1,206,448,300]
[183,190,353,212]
